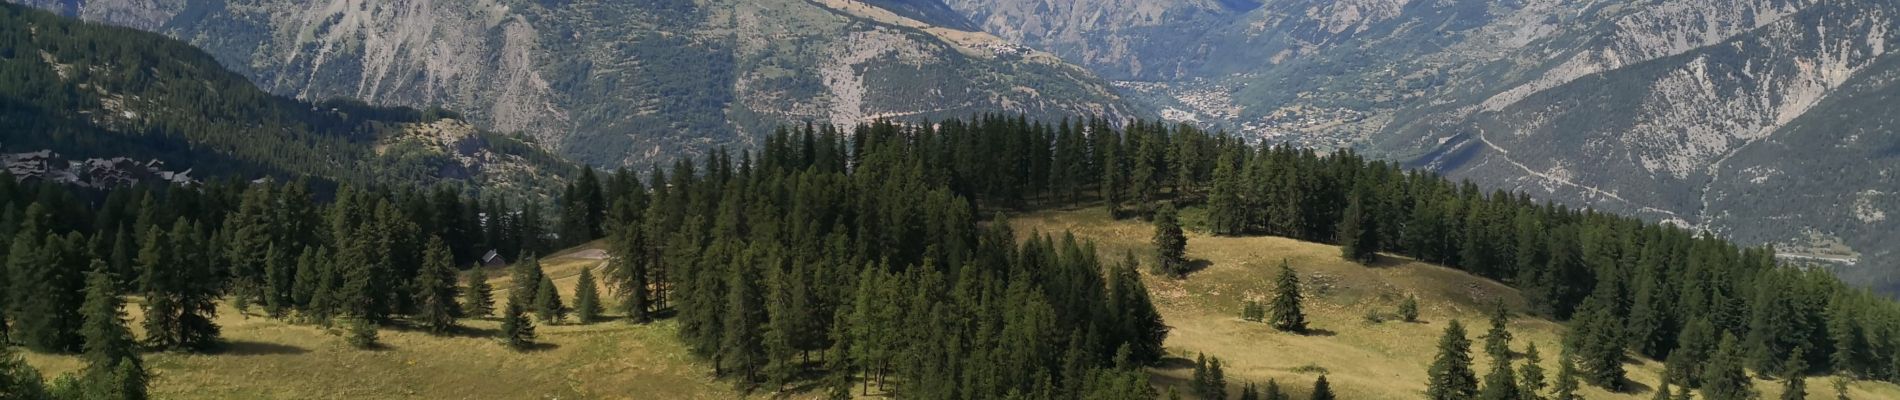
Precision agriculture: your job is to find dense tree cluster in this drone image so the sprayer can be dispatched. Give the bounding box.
[855,115,1900,391]
[590,122,1171,397]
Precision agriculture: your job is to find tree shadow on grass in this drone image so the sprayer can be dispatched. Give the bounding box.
[213,340,310,356]
[1186,259,1214,275]
[1153,356,1197,370]
[1611,376,1654,395]
[1295,328,1338,337]
[510,342,561,352]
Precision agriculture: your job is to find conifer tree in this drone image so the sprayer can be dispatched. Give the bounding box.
[1310,374,1335,400]
[1399,295,1420,323]
[9,228,85,352]
[1781,347,1808,400]
[1209,357,1228,399]
[1192,354,1210,398]
[1701,334,1754,400]
[533,275,566,324]
[1552,349,1582,400]
[1242,300,1265,322]
[1264,379,1287,400]
[1519,343,1547,400]
[416,237,460,334]
[499,300,535,350]
[1151,204,1188,278]
[1426,320,1478,400]
[140,220,220,351]
[721,247,766,382]
[1207,150,1246,236]
[346,317,379,349]
[1337,188,1377,264]
[79,265,138,369]
[1269,261,1307,333]
[573,267,602,324]
[1484,300,1513,361]
[511,255,545,307]
[463,268,495,318]
[77,263,147,400]
[0,346,50,399]
[605,205,651,322]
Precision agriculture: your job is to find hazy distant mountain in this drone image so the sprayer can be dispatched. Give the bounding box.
[944,0,1897,286]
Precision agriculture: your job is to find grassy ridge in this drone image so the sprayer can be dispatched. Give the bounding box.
[1010,208,1900,400]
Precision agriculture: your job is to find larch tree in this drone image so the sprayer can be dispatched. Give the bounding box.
[1151,204,1189,278]
[1310,374,1335,400]
[1426,320,1478,400]
[1781,347,1808,400]
[462,268,495,318]
[1269,260,1307,333]
[573,267,603,324]
[1518,343,1548,399]
[1701,334,1755,400]
[533,274,566,324]
[416,236,460,334]
[499,300,536,350]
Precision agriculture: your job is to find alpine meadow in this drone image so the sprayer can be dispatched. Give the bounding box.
[3,1,1900,400]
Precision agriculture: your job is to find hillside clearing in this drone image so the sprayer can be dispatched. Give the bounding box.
[1010,207,1900,400]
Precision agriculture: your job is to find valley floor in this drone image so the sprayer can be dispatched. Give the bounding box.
[15,208,1900,399]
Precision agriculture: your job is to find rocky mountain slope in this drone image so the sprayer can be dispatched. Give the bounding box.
[12,0,1137,167]
[0,3,571,196]
[944,0,1900,288]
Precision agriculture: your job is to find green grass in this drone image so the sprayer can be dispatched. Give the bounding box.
[1009,207,1900,400]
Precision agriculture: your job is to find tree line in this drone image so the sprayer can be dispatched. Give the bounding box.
[4,113,1900,399]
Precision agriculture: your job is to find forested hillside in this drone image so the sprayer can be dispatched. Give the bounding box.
[0,3,573,197]
[7,114,1899,399]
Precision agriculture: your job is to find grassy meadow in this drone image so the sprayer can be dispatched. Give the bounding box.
[13,207,1900,399]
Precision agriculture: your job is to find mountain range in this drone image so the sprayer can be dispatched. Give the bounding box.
[13,0,1898,288]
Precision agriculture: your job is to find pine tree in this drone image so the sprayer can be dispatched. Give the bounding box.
[605,205,651,323]
[140,220,220,351]
[1426,320,1478,400]
[1701,334,1755,400]
[463,268,495,318]
[1193,354,1210,398]
[1269,260,1307,333]
[511,255,545,308]
[1337,188,1377,264]
[1518,343,1547,400]
[1264,379,1288,400]
[345,316,379,349]
[1480,347,1521,400]
[1242,300,1266,322]
[1781,347,1808,400]
[1209,357,1228,399]
[79,265,138,369]
[1399,295,1420,323]
[721,247,766,382]
[1207,150,1246,236]
[1152,204,1189,278]
[416,237,460,334]
[0,346,50,399]
[573,267,602,324]
[1552,349,1582,400]
[1310,374,1335,400]
[533,275,566,324]
[1484,300,1513,361]
[499,300,536,350]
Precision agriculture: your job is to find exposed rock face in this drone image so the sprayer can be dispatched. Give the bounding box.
[947,0,1900,285]
[13,0,1135,167]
